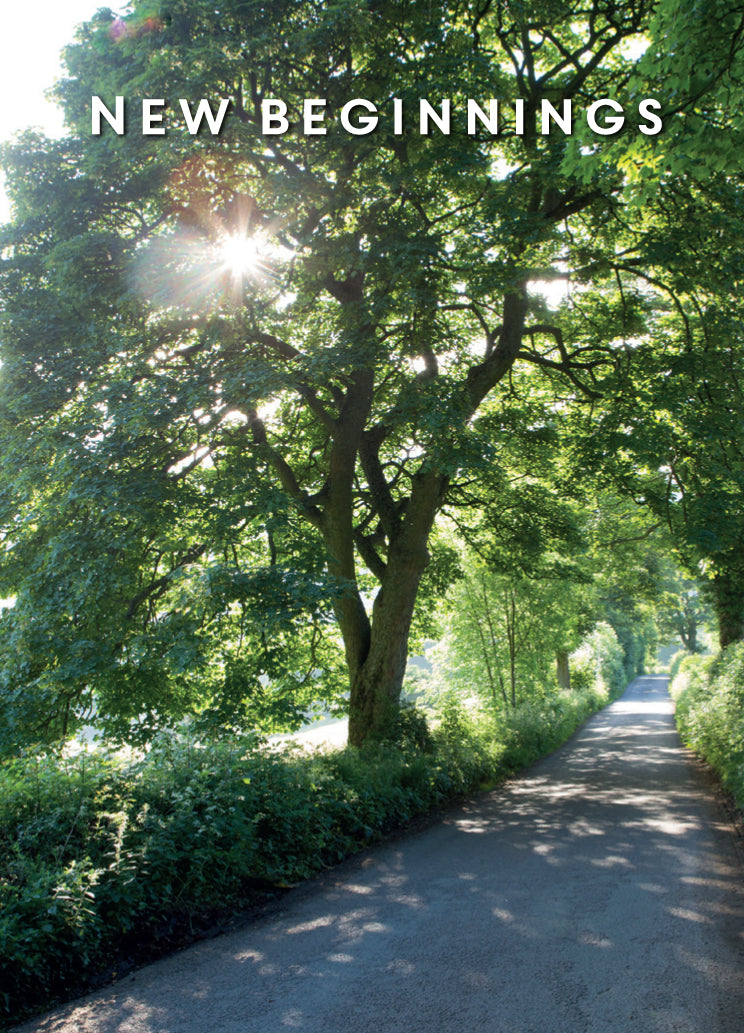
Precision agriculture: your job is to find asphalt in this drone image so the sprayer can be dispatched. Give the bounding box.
[14,675,744,1033]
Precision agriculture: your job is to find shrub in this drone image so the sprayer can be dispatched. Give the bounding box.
[668,649,688,683]
[570,622,626,697]
[671,646,744,811]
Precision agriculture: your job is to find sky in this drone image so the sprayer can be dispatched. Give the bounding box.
[0,1,122,220]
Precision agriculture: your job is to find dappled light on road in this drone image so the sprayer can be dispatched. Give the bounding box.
[16,677,744,1033]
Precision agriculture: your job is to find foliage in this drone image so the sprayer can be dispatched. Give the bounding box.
[570,622,626,695]
[668,649,687,682]
[575,492,666,677]
[562,167,744,649]
[656,567,712,654]
[671,646,744,811]
[433,558,593,708]
[1,0,741,748]
[432,480,665,709]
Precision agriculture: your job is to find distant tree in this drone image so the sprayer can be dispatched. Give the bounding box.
[657,575,711,654]
[437,559,593,709]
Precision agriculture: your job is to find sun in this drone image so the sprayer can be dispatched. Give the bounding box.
[218,232,263,278]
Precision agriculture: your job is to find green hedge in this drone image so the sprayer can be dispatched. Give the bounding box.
[670,645,744,811]
[668,649,688,682]
[570,621,627,695]
[1,680,618,1028]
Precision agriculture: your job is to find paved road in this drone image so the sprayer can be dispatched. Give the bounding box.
[16,676,744,1032]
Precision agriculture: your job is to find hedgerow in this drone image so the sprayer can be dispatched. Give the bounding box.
[1,677,619,1028]
[670,645,744,812]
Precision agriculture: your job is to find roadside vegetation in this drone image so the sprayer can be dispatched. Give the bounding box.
[1,624,629,1028]
[670,646,744,814]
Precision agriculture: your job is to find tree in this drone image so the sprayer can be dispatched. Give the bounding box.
[656,570,711,654]
[435,472,667,707]
[1,0,742,750]
[436,558,593,709]
[434,382,598,701]
[564,175,744,649]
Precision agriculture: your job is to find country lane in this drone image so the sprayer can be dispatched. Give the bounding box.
[14,675,744,1033]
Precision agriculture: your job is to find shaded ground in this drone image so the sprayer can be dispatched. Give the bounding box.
[15,676,744,1032]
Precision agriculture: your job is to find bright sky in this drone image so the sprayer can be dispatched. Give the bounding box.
[0,1,123,221]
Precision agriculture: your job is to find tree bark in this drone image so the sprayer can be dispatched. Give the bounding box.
[347,469,447,745]
[506,589,517,708]
[713,571,744,648]
[556,649,571,690]
[347,547,428,745]
[679,610,698,653]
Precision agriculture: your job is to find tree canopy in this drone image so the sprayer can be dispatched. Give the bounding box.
[1,0,743,751]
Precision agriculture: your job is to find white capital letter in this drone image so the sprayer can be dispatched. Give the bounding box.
[515,99,525,135]
[638,98,663,136]
[541,100,572,135]
[420,99,451,135]
[393,98,403,135]
[179,98,230,135]
[142,99,166,135]
[468,99,499,135]
[262,99,289,135]
[92,96,124,135]
[304,98,327,135]
[587,98,625,136]
[340,99,379,135]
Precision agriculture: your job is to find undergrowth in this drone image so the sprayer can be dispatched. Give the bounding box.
[1,681,616,1028]
[670,644,744,812]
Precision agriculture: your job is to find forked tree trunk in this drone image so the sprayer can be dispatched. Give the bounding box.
[347,546,429,745]
[331,290,528,745]
[346,470,446,745]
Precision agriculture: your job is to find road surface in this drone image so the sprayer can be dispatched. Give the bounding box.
[15,676,744,1032]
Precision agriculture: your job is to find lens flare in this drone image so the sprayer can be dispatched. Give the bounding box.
[218,233,263,279]
[109,15,164,42]
[135,228,278,313]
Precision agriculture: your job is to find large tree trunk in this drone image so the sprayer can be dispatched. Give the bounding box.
[713,572,744,648]
[347,547,428,745]
[347,469,446,745]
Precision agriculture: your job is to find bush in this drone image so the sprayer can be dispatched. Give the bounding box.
[668,649,688,682]
[570,622,626,697]
[671,646,744,811]
[366,701,435,753]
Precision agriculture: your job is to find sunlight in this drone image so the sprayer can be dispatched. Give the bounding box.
[135,225,284,312]
[218,232,264,279]
[528,277,570,310]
